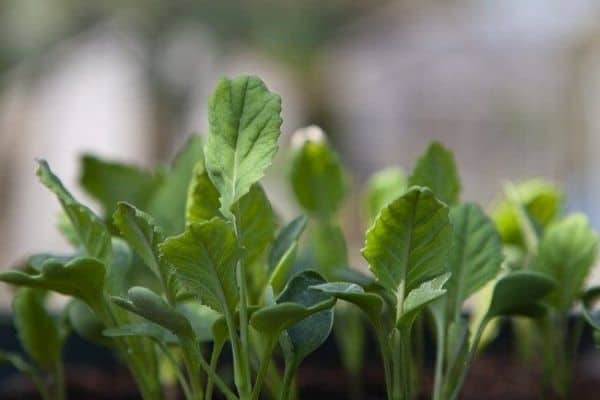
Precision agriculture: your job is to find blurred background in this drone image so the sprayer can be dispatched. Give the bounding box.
[2,0,600,307]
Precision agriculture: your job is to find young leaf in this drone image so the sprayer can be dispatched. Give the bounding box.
[160,218,239,314]
[250,297,335,335]
[492,179,562,246]
[234,184,276,266]
[362,187,452,296]
[103,322,178,344]
[409,142,461,206]
[0,257,106,312]
[80,155,161,218]
[364,167,407,224]
[582,287,600,331]
[148,135,205,235]
[485,271,556,319]
[268,215,308,273]
[290,126,346,218]
[311,282,385,326]
[112,286,193,339]
[310,222,349,278]
[446,203,503,317]
[13,289,61,370]
[398,272,451,329]
[185,163,220,224]
[532,214,599,310]
[204,75,282,219]
[113,202,177,297]
[37,160,112,264]
[278,271,335,369]
[67,299,111,347]
[105,238,134,297]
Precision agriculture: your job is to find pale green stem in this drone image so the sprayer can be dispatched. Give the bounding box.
[205,342,224,400]
[156,342,193,400]
[250,337,277,400]
[280,364,296,400]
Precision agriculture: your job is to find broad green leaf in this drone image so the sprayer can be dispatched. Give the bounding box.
[234,184,276,266]
[67,299,111,347]
[268,215,308,274]
[113,286,193,338]
[250,297,335,335]
[446,203,503,317]
[21,253,76,273]
[364,167,407,224]
[13,288,61,370]
[311,282,385,326]
[185,163,220,224]
[398,272,450,329]
[362,187,452,296]
[532,214,598,310]
[80,155,161,218]
[492,179,562,246]
[103,323,178,344]
[310,222,348,279]
[160,218,239,314]
[148,135,204,235]
[290,126,346,218]
[204,75,282,219]
[176,302,222,343]
[113,202,176,297]
[409,142,461,206]
[278,271,334,369]
[0,257,105,312]
[37,160,112,264]
[485,271,556,319]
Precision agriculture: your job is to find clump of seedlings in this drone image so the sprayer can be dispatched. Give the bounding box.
[0,74,598,400]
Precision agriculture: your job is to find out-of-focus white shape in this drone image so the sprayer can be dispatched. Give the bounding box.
[0,26,150,276]
[291,125,326,149]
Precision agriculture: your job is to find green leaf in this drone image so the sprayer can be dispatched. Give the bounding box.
[485,271,556,319]
[176,302,222,343]
[408,142,461,206]
[446,203,503,317]
[37,160,112,264]
[204,75,282,219]
[113,202,177,297]
[105,238,134,297]
[148,135,204,235]
[492,179,562,246]
[112,287,193,338]
[582,287,600,331]
[13,288,61,370]
[250,297,335,335]
[398,272,450,329]
[160,218,239,314]
[235,184,276,266]
[268,216,308,273]
[290,126,346,218]
[185,163,221,224]
[67,299,111,347]
[364,167,407,224]
[0,257,105,312]
[532,214,599,310]
[362,187,452,296]
[310,222,348,279]
[278,271,335,369]
[311,282,385,326]
[80,155,161,218]
[103,323,178,344]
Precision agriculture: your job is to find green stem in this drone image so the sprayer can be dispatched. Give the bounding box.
[432,324,446,400]
[181,341,205,400]
[376,328,394,400]
[250,337,276,400]
[53,359,66,400]
[156,342,193,400]
[280,364,296,400]
[205,342,223,400]
[236,261,252,399]
[399,332,412,400]
[448,317,488,400]
[391,330,403,400]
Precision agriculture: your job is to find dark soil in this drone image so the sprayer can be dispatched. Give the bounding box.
[1,354,599,399]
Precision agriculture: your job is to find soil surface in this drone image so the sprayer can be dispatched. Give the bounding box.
[1,354,599,399]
